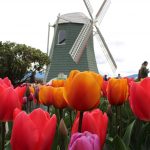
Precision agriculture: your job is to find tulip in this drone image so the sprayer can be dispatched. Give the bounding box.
[14,86,26,104]
[63,70,103,111]
[51,79,66,87]
[69,131,100,150]
[11,108,57,150]
[29,85,35,94]
[53,87,67,109]
[101,80,108,98]
[59,119,68,137]
[0,78,22,121]
[107,78,129,105]
[0,77,13,88]
[129,77,150,121]
[39,85,53,106]
[72,109,108,149]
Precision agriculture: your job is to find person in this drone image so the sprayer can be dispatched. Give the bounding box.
[117,74,121,79]
[103,74,108,81]
[115,73,121,79]
[138,61,149,81]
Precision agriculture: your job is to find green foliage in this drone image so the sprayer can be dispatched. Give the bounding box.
[123,120,135,146]
[100,98,150,150]
[0,41,50,85]
[113,135,128,150]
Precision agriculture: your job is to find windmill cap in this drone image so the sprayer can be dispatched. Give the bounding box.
[56,12,90,25]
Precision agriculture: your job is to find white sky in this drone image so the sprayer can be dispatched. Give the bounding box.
[1,0,150,77]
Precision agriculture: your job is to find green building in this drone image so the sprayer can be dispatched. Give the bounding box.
[45,12,98,82]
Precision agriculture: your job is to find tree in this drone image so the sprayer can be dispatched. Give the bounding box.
[0,41,50,85]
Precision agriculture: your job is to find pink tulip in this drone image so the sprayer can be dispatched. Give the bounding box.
[69,131,100,150]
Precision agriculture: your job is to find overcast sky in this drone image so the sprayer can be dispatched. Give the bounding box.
[1,0,150,77]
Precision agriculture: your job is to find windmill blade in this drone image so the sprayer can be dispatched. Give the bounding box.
[95,0,111,24]
[83,0,94,20]
[69,21,93,63]
[95,25,117,72]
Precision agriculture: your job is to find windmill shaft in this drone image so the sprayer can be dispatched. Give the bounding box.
[47,23,50,55]
[49,14,60,58]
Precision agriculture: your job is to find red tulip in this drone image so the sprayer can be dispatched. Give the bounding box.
[14,86,26,104]
[11,108,57,150]
[0,77,13,88]
[101,80,108,98]
[129,77,150,121]
[0,78,22,121]
[107,78,129,105]
[72,109,108,149]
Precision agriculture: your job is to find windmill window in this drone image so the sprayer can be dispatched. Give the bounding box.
[58,30,66,45]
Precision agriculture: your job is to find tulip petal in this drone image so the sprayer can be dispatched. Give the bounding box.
[11,111,39,150]
[69,132,100,150]
[39,115,57,150]
[29,108,50,132]
[0,87,21,121]
[129,81,150,121]
[64,71,101,111]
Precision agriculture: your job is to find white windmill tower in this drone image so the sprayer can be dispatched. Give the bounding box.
[45,0,117,81]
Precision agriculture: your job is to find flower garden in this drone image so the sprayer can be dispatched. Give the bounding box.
[0,70,150,150]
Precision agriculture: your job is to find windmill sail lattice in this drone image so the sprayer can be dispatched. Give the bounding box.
[69,20,93,63]
[82,0,117,71]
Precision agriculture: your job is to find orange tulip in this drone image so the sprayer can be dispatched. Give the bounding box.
[53,87,67,109]
[51,80,65,87]
[29,85,35,95]
[39,85,53,106]
[107,78,129,105]
[63,70,103,111]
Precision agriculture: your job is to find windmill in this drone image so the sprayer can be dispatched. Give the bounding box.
[44,0,117,82]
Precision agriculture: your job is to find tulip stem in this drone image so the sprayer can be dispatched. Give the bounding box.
[78,111,84,132]
[119,106,122,136]
[115,106,118,135]
[69,110,72,128]
[1,122,5,150]
[59,109,63,120]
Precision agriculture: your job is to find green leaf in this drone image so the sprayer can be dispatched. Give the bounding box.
[113,135,127,150]
[5,141,11,150]
[138,122,150,149]
[123,120,135,146]
[103,138,114,150]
